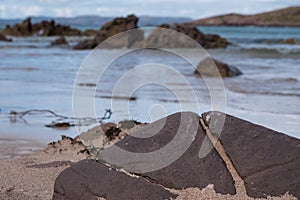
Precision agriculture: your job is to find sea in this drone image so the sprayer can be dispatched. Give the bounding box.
[0,26,299,148]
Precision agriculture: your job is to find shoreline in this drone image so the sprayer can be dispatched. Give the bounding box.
[0,137,45,160]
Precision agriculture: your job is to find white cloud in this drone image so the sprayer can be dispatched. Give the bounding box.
[10,5,43,17]
[0,4,6,18]
[54,8,72,17]
[96,7,112,13]
[36,0,70,3]
[0,0,298,19]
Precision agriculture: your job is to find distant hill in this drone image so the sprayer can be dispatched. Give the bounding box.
[186,6,300,27]
[0,16,192,30]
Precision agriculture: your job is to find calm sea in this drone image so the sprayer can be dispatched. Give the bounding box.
[0,26,299,146]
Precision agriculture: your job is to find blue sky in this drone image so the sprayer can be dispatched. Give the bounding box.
[0,0,299,19]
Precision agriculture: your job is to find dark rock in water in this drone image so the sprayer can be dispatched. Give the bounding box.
[145,24,230,49]
[82,29,99,36]
[202,111,300,199]
[280,38,296,45]
[99,112,236,194]
[45,122,74,129]
[50,36,68,46]
[52,159,177,200]
[74,15,143,50]
[0,33,12,42]
[195,57,242,77]
[1,17,81,36]
[101,14,139,38]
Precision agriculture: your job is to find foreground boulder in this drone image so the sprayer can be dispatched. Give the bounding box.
[195,57,242,77]
[53,112,236,199]
[145,24,230,49]
[53,112,300,199]
[0,33,12,42]
[1,18,81,36]
[74,15,143,49]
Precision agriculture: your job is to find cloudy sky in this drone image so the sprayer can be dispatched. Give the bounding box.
[0,0,299,19]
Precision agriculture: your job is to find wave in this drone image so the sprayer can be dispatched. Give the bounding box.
[228,45,300,55]
[265,77,298,83]
[229,87,300,97]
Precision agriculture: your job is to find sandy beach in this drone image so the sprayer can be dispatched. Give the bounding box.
[0,122,297,200]
[0,136,89,199]
[0,3,299,200]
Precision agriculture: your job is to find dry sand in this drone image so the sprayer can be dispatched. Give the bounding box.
[0,129,297,200]
[0,136,89,199]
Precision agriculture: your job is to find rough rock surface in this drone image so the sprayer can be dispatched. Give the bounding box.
[53,159,177,200]
[195,57,242,77]
[100,112,235,194]
[0,33,12,42]
[53,112,236,200]
[145,24,230,49]
[1,18,81,36]
[74,15,143,49]
[52,112,300,199]
[202,111,300,199]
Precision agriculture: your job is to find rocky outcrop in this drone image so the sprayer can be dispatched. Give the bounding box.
[145,24,230,49]
[1,17,82,36]
[186,6,300,27]
[195,57,242,77]
[0,33,12,42]
[74,16,229,50]
[50,36,68,46]
[74,15,143,49]
[53,111,300,199]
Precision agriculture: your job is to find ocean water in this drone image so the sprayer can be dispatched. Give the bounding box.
[0,26,299,146]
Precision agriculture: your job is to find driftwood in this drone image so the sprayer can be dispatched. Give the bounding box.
[9,109,112,128]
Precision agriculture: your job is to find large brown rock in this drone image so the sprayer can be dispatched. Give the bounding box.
[1,18,81,36]
[74,15,143,49]
[202,111,300,198]
[53,159,176,200]
[195,57,242,77]
[98,112,236,195]
[145,24,230,49]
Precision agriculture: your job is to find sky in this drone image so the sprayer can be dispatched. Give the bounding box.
[0,0,299,19]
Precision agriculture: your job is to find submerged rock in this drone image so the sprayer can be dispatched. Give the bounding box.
[45,122,74,129]
[195,57,242,77]
[50,36,68,46]
[280,38,296,45]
